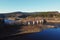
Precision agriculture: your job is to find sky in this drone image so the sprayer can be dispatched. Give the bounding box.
[0,0,60,13]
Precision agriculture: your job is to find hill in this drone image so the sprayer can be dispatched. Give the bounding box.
[0,11,60,18]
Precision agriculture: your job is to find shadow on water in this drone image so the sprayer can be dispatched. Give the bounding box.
[1,23,60,40]
[1,19,60,40]
[0,23,23,38]
[1,28,60,40]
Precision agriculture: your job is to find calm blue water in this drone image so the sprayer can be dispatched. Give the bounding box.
[4,19,15,24]
[1,23,60,40]
[21,28,60,40]
[20,24,60,40]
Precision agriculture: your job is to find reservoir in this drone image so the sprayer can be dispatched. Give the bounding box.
[1,23,60,40]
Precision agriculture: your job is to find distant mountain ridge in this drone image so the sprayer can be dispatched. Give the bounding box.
[0,11,59,18]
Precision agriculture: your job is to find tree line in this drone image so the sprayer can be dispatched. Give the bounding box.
[29,12,60,18]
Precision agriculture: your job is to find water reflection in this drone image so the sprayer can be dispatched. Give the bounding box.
[1,28,60,40]
[1,23,60,40]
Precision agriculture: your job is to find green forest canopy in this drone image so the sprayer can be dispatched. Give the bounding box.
[30,12,60,17]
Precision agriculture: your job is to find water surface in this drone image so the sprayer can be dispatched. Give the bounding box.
[1,23,60,40]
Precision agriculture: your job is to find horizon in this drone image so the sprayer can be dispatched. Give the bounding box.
[0,11,60,14]
[0,0,60,13]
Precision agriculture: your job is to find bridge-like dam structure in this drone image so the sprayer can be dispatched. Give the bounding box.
[0,17,47,25]
[22,19,46,25]
[4,19,46,25]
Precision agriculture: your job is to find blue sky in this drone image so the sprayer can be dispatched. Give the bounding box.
[0,0,60,13]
